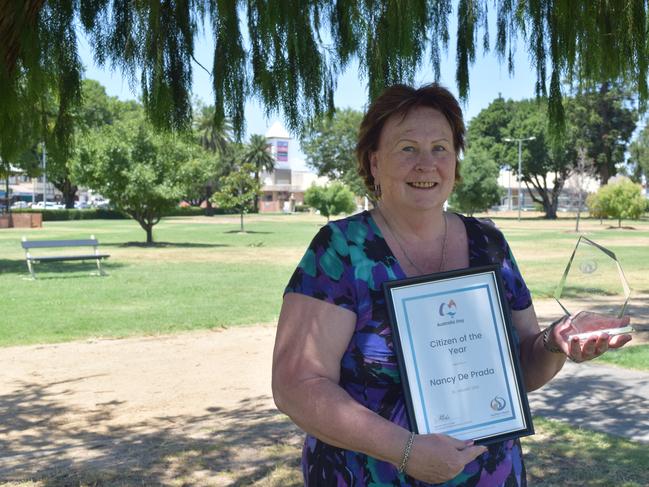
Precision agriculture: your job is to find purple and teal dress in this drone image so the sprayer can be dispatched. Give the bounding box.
[285,211,532,487]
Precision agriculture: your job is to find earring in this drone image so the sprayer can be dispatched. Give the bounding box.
[373,183,381,199]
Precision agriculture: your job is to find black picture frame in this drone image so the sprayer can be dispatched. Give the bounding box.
[383,265,534,445]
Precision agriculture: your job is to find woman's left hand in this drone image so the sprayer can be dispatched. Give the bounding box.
[551,312,632,363]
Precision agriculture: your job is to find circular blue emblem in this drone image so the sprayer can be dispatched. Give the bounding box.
[490,396,507,411]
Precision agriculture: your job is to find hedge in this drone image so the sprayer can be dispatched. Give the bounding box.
[11,208,129,221]
[10,206,240,221]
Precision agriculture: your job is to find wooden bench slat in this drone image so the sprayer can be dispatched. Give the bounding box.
[29,254,110,262]
[22,239,99,249]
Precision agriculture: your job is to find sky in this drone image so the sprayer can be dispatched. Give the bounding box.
[77,12,540,171]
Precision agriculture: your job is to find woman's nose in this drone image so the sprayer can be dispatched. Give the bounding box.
[414,151,437,171]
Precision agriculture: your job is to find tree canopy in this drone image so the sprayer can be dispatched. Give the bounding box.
[300,108,365,197]
[449,146,503,215]
[467,85,637,218]
[3,0,649,143]
[627,125,649,184]
[587,178,646,227]
[304,182,356,221]
[210,156,261,232]
[72,105,210,244]
[468,96,575,218]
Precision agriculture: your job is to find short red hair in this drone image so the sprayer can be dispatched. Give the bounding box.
[356,83,465,193]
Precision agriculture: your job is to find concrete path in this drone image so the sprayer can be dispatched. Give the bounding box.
[528,360,649,444]
[527,295,649,444]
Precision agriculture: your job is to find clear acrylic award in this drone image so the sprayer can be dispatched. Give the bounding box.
[554,236,633,340]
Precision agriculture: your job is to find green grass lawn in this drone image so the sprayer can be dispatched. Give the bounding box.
[595,344,649,371]
[0,215,324,346]
[1,416,646,487]
[523,417,649,486]
[1,214,648,486]
[1,213,648,347]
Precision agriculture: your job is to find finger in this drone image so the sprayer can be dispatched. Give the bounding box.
[593,333,610,356]
[580,336,598,357]
[460,445,488,463]
[569,336,582,361]
[609,334,633,349]
[432,433,468,450]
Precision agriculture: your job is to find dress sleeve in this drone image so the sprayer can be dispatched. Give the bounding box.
[501,238,533,311]
[284,223,358,313]
[476,219,532,311]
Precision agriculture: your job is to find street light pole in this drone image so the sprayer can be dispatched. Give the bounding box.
[504,136,536,221]
[517,139,522,221]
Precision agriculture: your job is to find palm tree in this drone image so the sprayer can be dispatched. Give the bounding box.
[195,105,232,155]
[243,134,275,212]
[194,105,233,213]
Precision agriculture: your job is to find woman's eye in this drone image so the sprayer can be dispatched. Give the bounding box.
[402,146,415,152]
[433,145,446,152]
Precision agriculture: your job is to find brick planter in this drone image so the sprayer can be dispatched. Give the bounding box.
[0,213,43,229]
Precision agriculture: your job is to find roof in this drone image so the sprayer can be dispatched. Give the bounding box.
[265,121,291,139]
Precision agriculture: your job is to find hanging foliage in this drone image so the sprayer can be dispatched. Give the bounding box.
[2,0,649,142]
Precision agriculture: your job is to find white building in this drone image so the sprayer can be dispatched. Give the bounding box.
[259,122,327,213]
[495,167,601,212]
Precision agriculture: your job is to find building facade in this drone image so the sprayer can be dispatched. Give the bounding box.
[259,122,327,213]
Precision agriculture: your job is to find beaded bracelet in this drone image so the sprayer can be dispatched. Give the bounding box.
[542,318,564,353]
[398,432,415,474]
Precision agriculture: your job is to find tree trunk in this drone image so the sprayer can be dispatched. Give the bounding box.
[240,211,244,232]
[599,165,611,185]
[253,172,260,213]
[544,204,557,219]
[5,175,10,213]
[203,185,214,216]
[618,217,622,228]
[134,214,155,244]
[575,193,582,232]
[53,177,77,208]
[540,190,557,219]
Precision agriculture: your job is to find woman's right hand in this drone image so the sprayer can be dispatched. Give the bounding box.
[405,434,487,484]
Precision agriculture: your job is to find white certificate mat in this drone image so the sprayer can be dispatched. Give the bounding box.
[383,266,534,444]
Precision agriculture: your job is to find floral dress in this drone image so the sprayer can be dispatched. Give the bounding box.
[285,210,532,487]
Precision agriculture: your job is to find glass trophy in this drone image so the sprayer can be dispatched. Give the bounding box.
[554,236,633,340]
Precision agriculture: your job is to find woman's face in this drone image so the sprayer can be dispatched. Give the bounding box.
[370,106,456,214]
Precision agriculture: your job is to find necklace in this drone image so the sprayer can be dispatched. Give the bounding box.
[376,207,448,275]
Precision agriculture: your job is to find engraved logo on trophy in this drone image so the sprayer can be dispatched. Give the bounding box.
[554,236,633,340]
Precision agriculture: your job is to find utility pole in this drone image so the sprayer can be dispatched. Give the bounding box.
[42,142,47,204]
[504,136,536,221]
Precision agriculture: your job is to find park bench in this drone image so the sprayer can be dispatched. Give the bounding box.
[21,235,110,279]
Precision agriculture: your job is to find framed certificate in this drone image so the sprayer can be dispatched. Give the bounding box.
[383,265,534,445]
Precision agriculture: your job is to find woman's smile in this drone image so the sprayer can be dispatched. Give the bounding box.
[407,181,439,189]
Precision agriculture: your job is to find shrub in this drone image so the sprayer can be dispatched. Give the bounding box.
[304,182,356,221]
[588,178,645,227]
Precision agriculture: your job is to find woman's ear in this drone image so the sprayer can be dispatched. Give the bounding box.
[369,151,379,183]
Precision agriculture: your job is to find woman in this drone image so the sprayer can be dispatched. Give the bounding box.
[272,83,631,486]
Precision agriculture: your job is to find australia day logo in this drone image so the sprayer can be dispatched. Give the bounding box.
[438,299,457,318]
